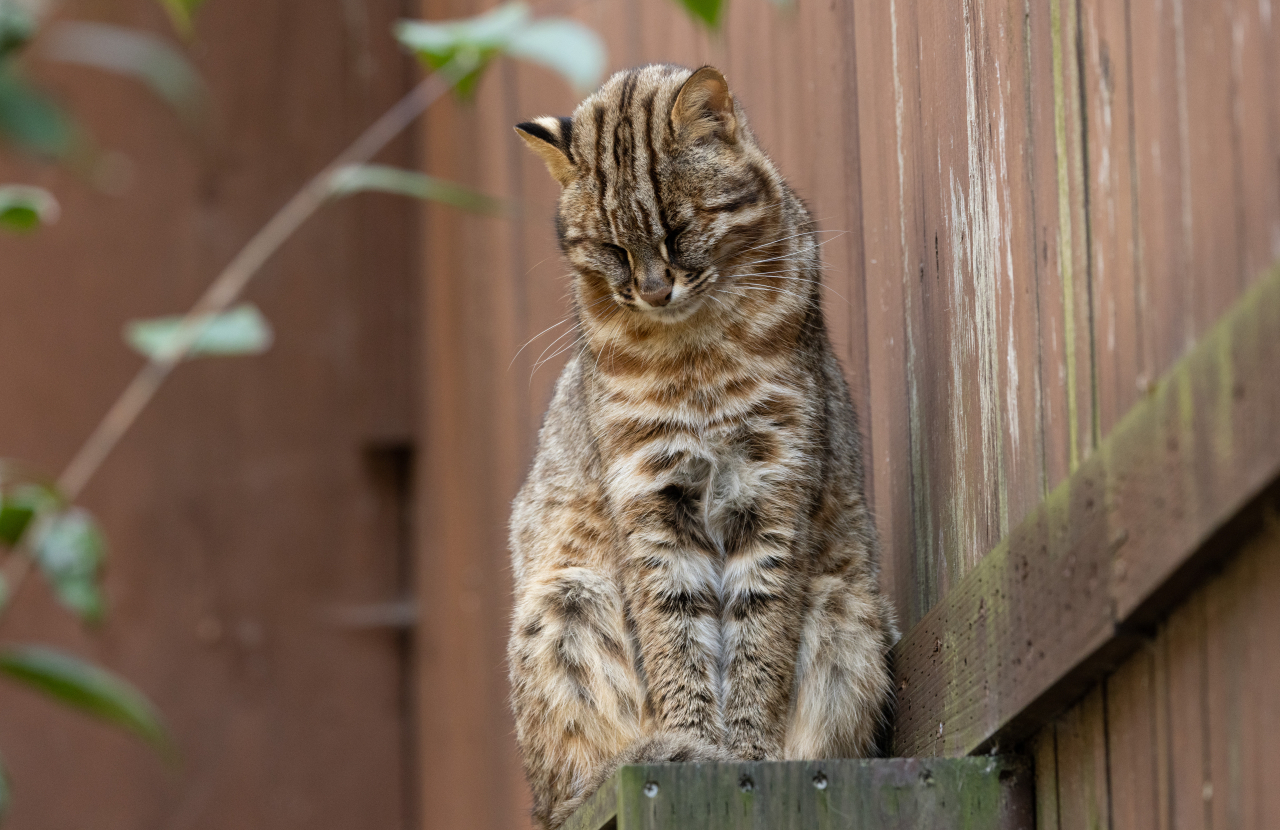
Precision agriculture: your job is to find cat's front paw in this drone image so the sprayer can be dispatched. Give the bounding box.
[621,731,730,765]
[726,733,781,761]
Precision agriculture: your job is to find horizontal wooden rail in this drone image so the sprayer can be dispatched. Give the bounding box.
[563,757,1033,830]
[893,263,1280,757]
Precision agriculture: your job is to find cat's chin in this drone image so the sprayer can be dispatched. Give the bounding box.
[631,297,708,324]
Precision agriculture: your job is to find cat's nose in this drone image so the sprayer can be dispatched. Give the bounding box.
[639,283,672,307]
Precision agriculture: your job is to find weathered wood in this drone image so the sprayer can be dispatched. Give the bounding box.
[1032,728,1061,830]
[893,261,1280,757]
[562,758,1033,830]
[1104,645,1165,830]
[1054,687,1112,830]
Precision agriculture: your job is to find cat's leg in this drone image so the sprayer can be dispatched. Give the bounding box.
[784,560,896,759]
[614,474,727,750]
[716,488,810,759]
[509,565,645,829]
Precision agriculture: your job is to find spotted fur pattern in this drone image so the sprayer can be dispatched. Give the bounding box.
[509,65,897,829]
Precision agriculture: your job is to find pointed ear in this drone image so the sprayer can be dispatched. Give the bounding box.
[515,116,576,187]
[671,66,738,144]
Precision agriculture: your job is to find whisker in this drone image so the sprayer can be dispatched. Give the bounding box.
[709,228,848,268]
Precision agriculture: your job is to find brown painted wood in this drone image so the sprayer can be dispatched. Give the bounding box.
[1105,645,1166,830]
[1054,0,1100,468]
[1033,726,1062,830]
[0,1,417,827]
[851,0,923,626]
[1079,0,1144,438]
[1162,593,1210,830]
[411,0,1280,822]
[1128,0,1193,377]
[893,263,1280,757]
[1054,687,1112,830]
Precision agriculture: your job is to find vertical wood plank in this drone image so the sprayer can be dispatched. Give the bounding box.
[1032,725,1063,830]
[1229,0,1280,281]
[1180,0,1247,331]
[1054,687,1113,830]
[1058,0,1099,467]
[416,2,530,828]
[1161,592,1209,830]
[980,0,1053,539]
[1078,0,1144,436]
[1242,511,1280,830]
[852,0,925,625]
[1128,0,1192,375]
[1105,644,1166,830]
[1027,0,1075,493]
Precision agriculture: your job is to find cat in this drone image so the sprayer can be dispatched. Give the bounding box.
[508,64,897,830]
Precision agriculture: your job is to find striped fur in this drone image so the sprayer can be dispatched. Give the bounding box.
[509,65,897,829]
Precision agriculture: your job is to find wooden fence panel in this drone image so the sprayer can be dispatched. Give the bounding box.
[1029,504,1280,830]
[413,0,1280,824]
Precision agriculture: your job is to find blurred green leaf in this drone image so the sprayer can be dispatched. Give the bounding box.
[330,164,505,215]
[31,507,104,623]
[0,573,9,614]
[0,645,170,753]
[0,499,34,547]
[396,2,605,98]
[125,304,273,361]
[395,3,526,98]
[0,466,62,547]
[158,0,204,36]
[0,184,58,232]
[44,22,205,122]
[505,18,605,94]
[673,0,723,28]
[0,0,37,59]
[0,67,74,157]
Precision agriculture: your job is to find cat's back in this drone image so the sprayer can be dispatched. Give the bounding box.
[510,352,613,584]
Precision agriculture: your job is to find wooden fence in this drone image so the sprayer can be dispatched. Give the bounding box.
[0,0,1275,827]
[415,0,1280,828]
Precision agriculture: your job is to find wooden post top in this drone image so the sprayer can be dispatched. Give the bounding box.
[563,757,1034,830]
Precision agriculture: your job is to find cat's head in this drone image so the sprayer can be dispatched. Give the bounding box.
[516,64,799,326]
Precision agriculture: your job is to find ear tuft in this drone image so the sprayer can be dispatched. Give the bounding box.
[515,116,576,187]
[671,66,737,144]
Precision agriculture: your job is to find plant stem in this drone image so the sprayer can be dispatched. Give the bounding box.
[1,70,449,614]
[58,71,448,500]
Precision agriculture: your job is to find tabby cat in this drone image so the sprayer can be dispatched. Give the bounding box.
[508,64,896,829]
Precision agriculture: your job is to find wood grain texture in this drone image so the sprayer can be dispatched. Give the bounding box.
[1029,499,1280,830]
[563,758,1034,830]
[412,0,1280,822]
[1054,687,1112,830]
[893,262,1280,757]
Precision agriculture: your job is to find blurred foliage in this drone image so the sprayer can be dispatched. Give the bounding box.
[0,646,170,753]
[395,2,605,97]
[0,183,56,230]
[331,164,506,215]
[125,304,274,360]
[674,0,725,28]
[157,0,203,36]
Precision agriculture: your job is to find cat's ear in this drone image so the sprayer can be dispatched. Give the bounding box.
[515,116,576,187]
[671,66,738,144]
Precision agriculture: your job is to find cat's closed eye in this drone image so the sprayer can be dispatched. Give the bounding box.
[662,231,683,265]
[602,243,631,271]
